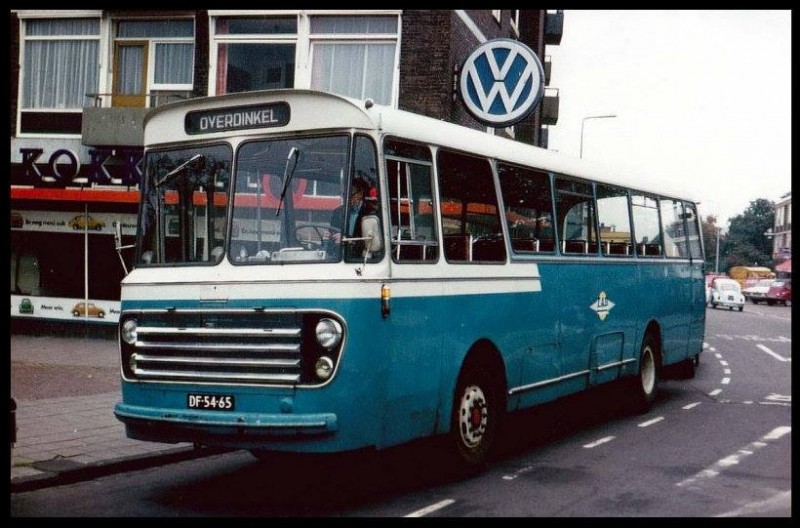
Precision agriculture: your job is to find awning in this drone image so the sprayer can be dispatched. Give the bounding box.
[775,259,791,273]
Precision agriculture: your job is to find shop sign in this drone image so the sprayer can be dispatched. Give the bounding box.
[18,147,143,187]
[459,38,544,127]
[11,294,121,324]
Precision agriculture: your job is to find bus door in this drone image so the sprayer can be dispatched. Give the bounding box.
[381,142,444,443]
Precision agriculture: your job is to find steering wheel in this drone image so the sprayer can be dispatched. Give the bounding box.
[295,225,335,250]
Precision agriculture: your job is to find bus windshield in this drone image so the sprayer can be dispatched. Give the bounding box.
[230,135,349,264]
[138,144,233,265]
[137,135,359,266]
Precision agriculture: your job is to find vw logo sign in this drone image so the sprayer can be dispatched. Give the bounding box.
[459,39,545,127]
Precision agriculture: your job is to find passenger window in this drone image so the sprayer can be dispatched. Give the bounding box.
[596,185,633,256]
[660,198,688,258]
[497,162,555,254]
[683,202,703,260]
[555,177,598,255]
[630,193,662,257]
[437,149,506,263]
[385,138,438,263]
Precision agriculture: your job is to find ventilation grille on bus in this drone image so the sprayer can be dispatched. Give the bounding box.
[124,311,305,385]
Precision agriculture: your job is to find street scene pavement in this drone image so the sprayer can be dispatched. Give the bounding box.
[10,320,215,492]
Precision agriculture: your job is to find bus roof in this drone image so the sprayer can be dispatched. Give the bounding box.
[144,89,698,204]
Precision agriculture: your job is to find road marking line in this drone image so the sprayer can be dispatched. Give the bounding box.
[720,360,729,366]
[676,426,791,489]
[638,417,664,428]
[405,499,456,517]
[723,368,731,375]
[721,377,730,385]
[709,389,722,397]
[756,344,790,362]
[583,436,615,448]
[682,402,701,410]
[714,352,722,359]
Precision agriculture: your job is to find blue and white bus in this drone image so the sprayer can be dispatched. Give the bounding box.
[114,89,706,468]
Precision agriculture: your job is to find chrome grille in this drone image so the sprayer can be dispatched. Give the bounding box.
[124,310,305,385]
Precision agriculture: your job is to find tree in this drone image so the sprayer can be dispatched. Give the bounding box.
[700,214,722,273]
[720,198,775,270]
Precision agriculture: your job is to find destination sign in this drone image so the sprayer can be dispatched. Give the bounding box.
[185,102,290,135]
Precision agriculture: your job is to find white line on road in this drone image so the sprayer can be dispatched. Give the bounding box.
[709,389,722,397]
[721,377,730,385]
[756,344,790,362]
[583,436,615,448]
[676,426,791,489]
[682,402,701,410]
[638,417,664,428]
[405,499,456,517]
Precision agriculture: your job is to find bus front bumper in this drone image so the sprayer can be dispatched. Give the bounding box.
[114,402,337,446]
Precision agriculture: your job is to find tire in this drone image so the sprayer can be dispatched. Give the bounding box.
[738,306,743,312]
[448,360,501,470]
[630,334,659,413]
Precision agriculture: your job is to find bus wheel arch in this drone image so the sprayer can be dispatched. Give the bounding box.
[447,340,507,470]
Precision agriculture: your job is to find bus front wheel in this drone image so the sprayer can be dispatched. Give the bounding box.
[448,361,500,470]
[630,334,659,413]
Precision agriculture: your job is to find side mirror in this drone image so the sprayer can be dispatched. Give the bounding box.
[360,215,383,254]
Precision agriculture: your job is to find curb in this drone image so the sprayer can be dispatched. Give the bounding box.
[11,445,230,493]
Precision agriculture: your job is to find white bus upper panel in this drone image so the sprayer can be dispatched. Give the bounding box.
[143,89,697,204]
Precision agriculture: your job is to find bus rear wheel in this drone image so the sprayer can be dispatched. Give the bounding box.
[448,361,500,470]
[630,334,659,413]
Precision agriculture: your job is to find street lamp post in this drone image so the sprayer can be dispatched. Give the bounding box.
[580,114,617,158]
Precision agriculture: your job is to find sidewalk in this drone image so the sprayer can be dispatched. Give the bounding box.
[10,320,219,492]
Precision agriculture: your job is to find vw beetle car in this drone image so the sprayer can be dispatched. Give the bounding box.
[710,278,745,311]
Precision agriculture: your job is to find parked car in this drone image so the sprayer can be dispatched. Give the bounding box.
[71,302,106,318]
[69,214,105,231]
[709,278,745,311]
[765,279,792,306]
[742,278,776,304]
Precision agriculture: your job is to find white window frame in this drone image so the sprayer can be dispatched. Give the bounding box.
[208,10,401,106]
[16,10,103,138]
[112,17,196,95]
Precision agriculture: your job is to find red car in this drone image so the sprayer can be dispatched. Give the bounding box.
[765,279,792,306]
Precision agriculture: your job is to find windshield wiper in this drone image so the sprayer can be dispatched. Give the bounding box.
[157,154,204,187]
[275,147,300,217]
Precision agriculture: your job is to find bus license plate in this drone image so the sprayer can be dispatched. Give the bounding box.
[187,393,235,411]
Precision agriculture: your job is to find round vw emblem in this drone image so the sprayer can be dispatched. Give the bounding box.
[459,39,544,127]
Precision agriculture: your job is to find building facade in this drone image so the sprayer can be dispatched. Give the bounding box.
[770,191,791,273]
[10,9,563,324]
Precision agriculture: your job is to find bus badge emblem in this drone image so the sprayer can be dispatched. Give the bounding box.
[590,291,615,321]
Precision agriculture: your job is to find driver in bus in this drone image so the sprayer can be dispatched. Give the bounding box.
[330,175,377,246]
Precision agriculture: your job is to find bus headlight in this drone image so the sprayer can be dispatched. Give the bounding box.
[121,318,138,345]
[315,318,342,350]
[315,356,335,380]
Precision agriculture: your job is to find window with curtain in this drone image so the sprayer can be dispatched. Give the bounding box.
[22,18,100,110]
[114,19,194,106]
[310,15,398,105]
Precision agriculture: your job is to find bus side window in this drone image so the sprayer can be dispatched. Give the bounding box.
[437,149,506,263]
[660,198,687,258]
[630,193,662,258]
[385,138,438,264]
[497,162,555,256]
[596,184,633,258]
[555,177,597,255]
